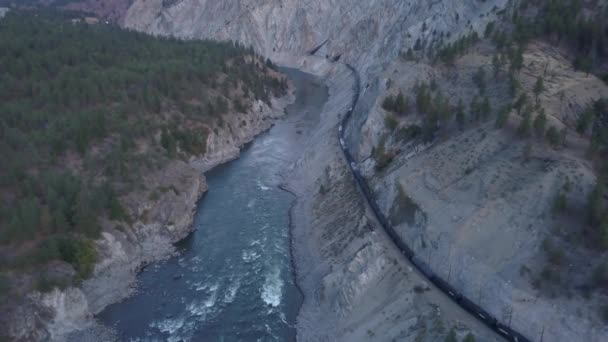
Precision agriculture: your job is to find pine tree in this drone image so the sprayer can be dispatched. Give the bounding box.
[395,91,408,115]
[481,97,491,120]
[546,126,560,147]
[495,106,510,129]
[533,110,547,138]
[518,110,532,137]
[472,67,486,94]
[534,76,545,100]
[492,54,501,78]
[463,333,476,342]
[456,99,465,129]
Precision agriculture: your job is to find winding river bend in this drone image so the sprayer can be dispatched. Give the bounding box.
[98,69,328,341]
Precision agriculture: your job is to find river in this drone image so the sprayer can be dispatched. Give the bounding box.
[97,68,328,341]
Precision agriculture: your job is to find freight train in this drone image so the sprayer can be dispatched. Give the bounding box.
[337,62,531,342]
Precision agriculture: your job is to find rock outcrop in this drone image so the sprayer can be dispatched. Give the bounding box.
[285,55,500,342]
[357,40,608,341]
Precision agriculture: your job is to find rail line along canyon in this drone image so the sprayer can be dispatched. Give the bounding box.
[1,1,608,342]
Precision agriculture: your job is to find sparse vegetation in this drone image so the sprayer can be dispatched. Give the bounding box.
[0,274,9,297]
[397,125,422,143]
[472,67,486,94]
[389,183,426,227]
[592,263,608,289]
[601,305,608,324]
[444,328,457,342]
[456,99,466,129]
[436,32,480,64]
[533,76,545,100]
[553,191,567,214]
[533,110,547,138]
[518,110,532,137]
[462,333,476,342]
[543,238,564,266]
[413,82,452,141]
[382,91,410,115]
[545,126,561,148]
[495,106,511,128]
[385,114,398,131]
[373,136,395,171]
[413,284,429,293]
[587,182,608,250]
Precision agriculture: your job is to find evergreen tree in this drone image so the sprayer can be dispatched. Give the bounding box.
[495,106,511,129]
[481,97,492,120]
[546,126,560,147]
[472,67,486,94]
[395,91,409,115]
[533,76,545,100]
[456,99,466,129]
[533,110,547,138]
[463,333,476,342]
[445,329,457,342]
[518,110,532,137]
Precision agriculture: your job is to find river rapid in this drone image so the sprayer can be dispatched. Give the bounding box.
[97,68,328,342]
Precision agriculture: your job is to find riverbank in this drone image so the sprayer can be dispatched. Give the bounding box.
[4,85,295,341]
[92,67,327,341]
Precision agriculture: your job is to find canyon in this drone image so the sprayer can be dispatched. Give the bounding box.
[2,1,608,341]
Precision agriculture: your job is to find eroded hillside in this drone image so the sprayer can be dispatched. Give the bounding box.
[357,2,608,341]
[3,0,607,341]
[120,0,608,341]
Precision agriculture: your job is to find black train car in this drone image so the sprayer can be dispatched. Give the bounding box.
[410,256,434,279]
[459,295,497,328]
[432,276,463,302]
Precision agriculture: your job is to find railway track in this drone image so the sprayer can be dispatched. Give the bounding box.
[335,61,531,342]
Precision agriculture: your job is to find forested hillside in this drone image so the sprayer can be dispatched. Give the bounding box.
[0,10,286,294]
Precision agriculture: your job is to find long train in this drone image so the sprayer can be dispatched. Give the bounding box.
[337,62,531,342]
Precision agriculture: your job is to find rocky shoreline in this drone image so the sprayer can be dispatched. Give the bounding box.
[5,89,295,342]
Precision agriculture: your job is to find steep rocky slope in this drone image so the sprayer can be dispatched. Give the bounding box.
[17,0,606,341]
[285,56,500,342]
[124,0,506,76]
[356,37,608,342]
[0,1,133,23]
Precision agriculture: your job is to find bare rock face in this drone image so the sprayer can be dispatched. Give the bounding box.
[124,0,506,74]
[356,38,608,341]
[63,0,135,23]
[285,57,500,342]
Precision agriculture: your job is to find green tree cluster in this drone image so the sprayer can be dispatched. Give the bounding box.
[0,10,287,290]
[436,32,480,64]
[506,0,608,76]
[382,91,410,115]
